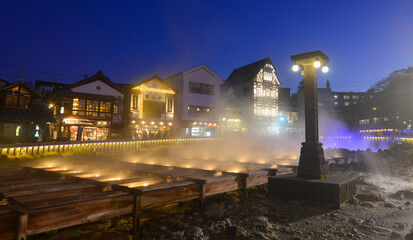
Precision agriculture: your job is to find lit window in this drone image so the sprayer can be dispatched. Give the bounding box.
[16,125,21,136]
[113,104,119,114]
[352,95,358,99]
[334,95,338,99]
[132,94,138,109]
[334,102,339,106]
[343,95,350,100]
[167,99,173,113]
[344,102,350,106]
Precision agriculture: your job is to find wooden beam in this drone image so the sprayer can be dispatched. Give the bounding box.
[132,195,142,240]
[222,172,249,198]
[111,184,142,196]
[183,178,207,209]
[0,179,76,191]
[262,168,278,176]
[107,176,166,186]
[5,197,29,240]
[27,167,109,190]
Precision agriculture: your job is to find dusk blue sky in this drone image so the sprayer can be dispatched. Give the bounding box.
[0,0,412,93]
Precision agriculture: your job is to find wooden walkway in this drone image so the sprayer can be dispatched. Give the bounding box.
[0,159,281,240]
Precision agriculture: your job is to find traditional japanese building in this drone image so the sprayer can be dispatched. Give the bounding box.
[34,71,124,141]
[164,65,222,137]
[223,57,281,135]
[0,80,55,144]
[121,75,176,139]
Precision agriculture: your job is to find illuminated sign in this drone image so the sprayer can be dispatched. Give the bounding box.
[63,118,92,125]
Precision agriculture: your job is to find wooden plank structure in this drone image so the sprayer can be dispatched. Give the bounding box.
[0,159,279,240]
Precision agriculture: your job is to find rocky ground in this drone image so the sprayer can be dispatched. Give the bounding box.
[30,168,413,240]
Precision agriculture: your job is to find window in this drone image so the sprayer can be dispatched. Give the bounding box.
[16,125,21,136]
[86,100,99,116]
[113,103,119,114]
[167,98,173,113]
[343,95,350,99]
[72,98,85,116]
[188,105,213,117]
[344,102,350,106]
[99,101,111,117]
[333,95,338,99]
[334,102,339,106]
[263,64,274,81]
[352,95,359,99]
[83,99,111,117]
[132,94,138,109]
[189,81,215,95]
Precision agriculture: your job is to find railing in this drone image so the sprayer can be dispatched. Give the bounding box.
[0,138,215,157]
[363,136,413,144]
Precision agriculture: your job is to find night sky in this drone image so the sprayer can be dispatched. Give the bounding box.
[1,0,412,92]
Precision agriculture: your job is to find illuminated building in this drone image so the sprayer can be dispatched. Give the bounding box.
[295,80,367,128]
[222,58,281,135]
[34,71,124,141]
[121,75,176,139]
[0,80,55,143]
[164,65,222,137]
[278,88,299,131]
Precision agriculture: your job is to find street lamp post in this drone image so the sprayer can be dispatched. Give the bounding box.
[268,50,357,208]
[291,51,329,179]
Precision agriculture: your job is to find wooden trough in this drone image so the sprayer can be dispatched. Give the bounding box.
[0,159,280,240]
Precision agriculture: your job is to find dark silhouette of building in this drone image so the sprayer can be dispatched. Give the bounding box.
[0,80,55,144]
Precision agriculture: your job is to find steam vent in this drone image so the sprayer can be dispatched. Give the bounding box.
[268,51,357,208]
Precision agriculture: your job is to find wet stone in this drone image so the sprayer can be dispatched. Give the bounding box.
[356,193,385,202]
[390,231,403,239]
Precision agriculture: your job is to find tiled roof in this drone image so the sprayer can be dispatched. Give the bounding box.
[223,57,277,89]
[0,103,56,123]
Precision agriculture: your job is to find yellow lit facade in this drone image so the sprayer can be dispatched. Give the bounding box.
[128,76,176,139]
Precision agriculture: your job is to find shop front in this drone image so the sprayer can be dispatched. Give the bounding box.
[129,120,173,140]
[61,118,110,141]
[184,121,217,137]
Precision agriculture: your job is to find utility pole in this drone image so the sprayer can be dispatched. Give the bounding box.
[18,66,22,82]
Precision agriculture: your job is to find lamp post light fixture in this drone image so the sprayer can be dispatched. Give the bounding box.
[291,50,329,179]
[313,61,321,68]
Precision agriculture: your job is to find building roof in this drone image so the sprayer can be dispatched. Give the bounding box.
[70,70,121,92]
[115,83,133,94]
[0,79,9,87]
[0,81,42,98]
[0,102,56,123]
[132,75,177,93]
[165,64,223,82]
[35,70,124,98]
[34,80,70,90]
[223,57,279,89]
